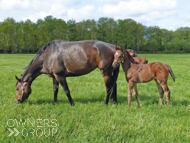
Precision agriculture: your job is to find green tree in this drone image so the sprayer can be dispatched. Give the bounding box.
[136,23,144,52]
[67,19,77,41]
[117,19,137,49]
[104,18,118,44]
[144,26,163,52]
[53,19,67,40]
[97,17,108,41]
[1,18,17,53]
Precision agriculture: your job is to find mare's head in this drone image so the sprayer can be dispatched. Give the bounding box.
[15,76,32,103]
[112,46,124,69]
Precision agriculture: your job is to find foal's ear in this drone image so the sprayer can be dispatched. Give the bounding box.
[15,75,21,82]
[119,46,123,50]
[115,45,118,50]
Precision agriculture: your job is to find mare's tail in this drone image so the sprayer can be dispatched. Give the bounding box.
[166,65,175,82]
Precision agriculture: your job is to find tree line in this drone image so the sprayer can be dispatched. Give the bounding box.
[0,15,190,53]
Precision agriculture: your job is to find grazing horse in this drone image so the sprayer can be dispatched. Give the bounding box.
[133,57,148,64]
[112,46,175,108]
[15,40,120,106]
[125,49,137,57]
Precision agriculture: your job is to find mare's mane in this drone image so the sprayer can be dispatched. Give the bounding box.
[19,41,53,82]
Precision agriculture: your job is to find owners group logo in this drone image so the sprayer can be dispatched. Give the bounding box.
[7,118,57,137]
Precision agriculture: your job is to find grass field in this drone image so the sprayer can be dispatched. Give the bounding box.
[0,53,190,142]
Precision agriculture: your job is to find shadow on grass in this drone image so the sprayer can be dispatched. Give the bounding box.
[117,93,189,107]
[27,94,189,106]
[28,96,104,105]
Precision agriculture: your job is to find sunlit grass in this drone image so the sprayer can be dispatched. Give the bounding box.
[0,53,190,142]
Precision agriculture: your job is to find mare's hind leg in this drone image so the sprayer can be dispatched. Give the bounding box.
[133,84,142,107]
[54,74,74,106]
[154,79,164,105]
[161,83,170,106]
[53,78,59,103]
[101,70,117,105]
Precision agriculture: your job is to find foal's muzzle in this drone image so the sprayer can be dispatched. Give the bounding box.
[112,60,120,69]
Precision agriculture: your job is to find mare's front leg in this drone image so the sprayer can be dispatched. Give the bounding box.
[53,78,59,103]
[101,70,117,105]
[54,74,74,106]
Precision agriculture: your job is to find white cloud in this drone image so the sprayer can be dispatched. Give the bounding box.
[0,0,30,10]
[67,5,96,21]
[0,0,189,30]
[98,0,177,22]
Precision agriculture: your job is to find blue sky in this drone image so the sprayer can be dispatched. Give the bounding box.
[0,0,189,31]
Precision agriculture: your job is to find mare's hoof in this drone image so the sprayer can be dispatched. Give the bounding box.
[113,101,118,104]
[71,103,75,106]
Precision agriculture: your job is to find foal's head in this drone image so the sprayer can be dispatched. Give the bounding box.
[15,76,32,103]
[112,46,124,69]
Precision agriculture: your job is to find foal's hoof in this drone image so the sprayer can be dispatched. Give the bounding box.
[71,103,75,106]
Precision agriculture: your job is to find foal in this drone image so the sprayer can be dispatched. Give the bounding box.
[112,46,175,108]
[133,57,148,64]
[124,49,148,64]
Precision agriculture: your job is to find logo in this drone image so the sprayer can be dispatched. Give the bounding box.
[7,119,57,137]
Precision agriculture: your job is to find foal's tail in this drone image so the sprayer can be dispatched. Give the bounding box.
[166,65,175,82]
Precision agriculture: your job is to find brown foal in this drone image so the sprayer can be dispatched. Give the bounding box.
[133,57,148,64]
[112,46,175,108]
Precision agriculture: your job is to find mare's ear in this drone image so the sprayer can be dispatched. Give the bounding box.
[115,45,118,50]
[15,75,21,82]
[119,46,123,50]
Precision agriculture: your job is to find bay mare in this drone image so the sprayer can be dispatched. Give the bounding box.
[15,40,120,106]
[112,46,175,108]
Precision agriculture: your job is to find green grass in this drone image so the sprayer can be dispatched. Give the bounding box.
[0,54,190,142]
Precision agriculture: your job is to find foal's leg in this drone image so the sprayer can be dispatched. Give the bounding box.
[128,81,135,108]
[53,78,59,103]
[161,83,171,106]
[133,84,142,107]
[154,79,164,105]
[54,74,74,106]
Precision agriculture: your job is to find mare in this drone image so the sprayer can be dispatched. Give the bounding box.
[112,46,175,108]
[15,40,120,106]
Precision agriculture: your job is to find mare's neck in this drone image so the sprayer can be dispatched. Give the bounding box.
[22,54,43,84]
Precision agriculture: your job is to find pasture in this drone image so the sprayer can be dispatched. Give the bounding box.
[0,53,190,142]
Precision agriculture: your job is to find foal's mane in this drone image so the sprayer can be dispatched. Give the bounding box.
[19,41,52,82]
[123,50,138,64]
